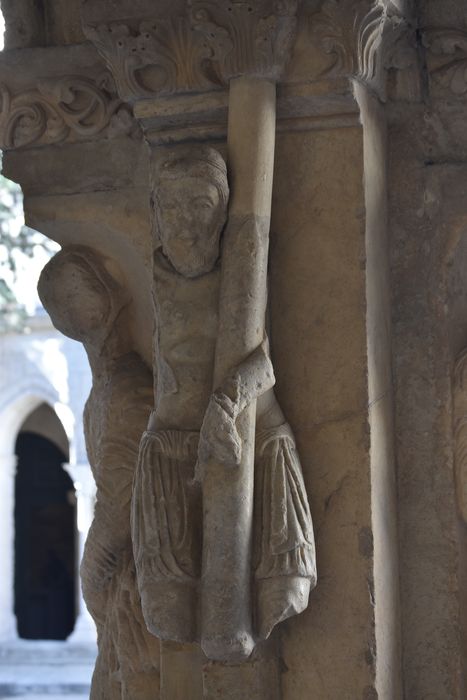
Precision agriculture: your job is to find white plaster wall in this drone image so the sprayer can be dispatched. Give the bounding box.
[0,308,92,642]
[0,310,91,462]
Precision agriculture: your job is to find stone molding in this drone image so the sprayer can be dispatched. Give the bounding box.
[0,1,413,154]
[134,79,359,145]
[0,1,411,153]
[0,73,135,150]
[81,0,410,142]
[423,28,467,98]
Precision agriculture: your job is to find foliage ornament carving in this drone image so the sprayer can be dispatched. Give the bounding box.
[188,0,299,81]
[0,74,134,150]
[310,0,406,98]
[423,28,467,97]
[84,18,221,101]
[84,1,299,100]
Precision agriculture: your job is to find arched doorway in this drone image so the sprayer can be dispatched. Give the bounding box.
[14,403,77,640]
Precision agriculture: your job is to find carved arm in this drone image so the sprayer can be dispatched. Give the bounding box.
[197,338,275,471]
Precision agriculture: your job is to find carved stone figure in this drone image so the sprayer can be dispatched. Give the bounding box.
[132,146,316,655]
[38,246,160,700]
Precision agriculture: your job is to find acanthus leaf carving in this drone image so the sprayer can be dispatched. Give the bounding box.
[84,2,300,101]
[310,0,407,98]
[0,73,135,150]
[188,0,299,81]
[423,28,467,97]
[84,17,222,101]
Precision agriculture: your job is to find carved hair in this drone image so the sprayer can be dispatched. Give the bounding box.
[38,245,129,344]
[153,145,229,206]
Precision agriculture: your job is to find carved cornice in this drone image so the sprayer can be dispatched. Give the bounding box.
[0,73,135,150]
[423,28,467,98]
[309,0,407,99]
[83,1,299,101]
[81,0,412,131]
[133,79,359,145]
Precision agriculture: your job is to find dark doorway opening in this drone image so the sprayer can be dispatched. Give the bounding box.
[14,431,77,640]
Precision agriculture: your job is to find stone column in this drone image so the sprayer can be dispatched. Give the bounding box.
[79,2,406,697]
[4,0,451,698]
[64,462,97,645]
[387,4,467,695]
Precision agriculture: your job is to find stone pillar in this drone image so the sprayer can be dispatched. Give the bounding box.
[64,462,97,645]
[386,3,467,694]
[78,2,405,694]
[5,1,467,699]
[0,451,17,641]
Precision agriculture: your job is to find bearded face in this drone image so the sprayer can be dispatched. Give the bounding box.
[156,176,227,278]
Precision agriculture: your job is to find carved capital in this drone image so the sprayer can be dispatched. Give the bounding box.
[83,1,299,102]
[0,73,135,150]
[310,0,407,99]
[423,28,467,98]
[84,18,221,101]
[188,0,298,81]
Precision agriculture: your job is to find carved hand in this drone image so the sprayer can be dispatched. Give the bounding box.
[197,392,242,472]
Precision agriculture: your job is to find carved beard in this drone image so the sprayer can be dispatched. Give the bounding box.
[169,246,219,278]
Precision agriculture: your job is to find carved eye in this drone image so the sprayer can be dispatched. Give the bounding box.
[193,197,213,211]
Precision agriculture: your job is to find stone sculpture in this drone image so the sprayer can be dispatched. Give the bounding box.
[132,146,316,659]
[38,246,160,700]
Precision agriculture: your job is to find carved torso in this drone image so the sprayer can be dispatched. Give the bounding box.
[84,351,153,487]
[152,249,220,431]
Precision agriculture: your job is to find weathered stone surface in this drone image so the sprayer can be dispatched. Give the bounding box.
[269,123,376,699]
[38,246,161,699]
[2,0,467,697]
[387,1,467,690]
[131,144,316,663]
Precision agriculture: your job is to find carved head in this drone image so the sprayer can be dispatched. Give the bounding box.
[153,146,229,278]
[38,246,129,346]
